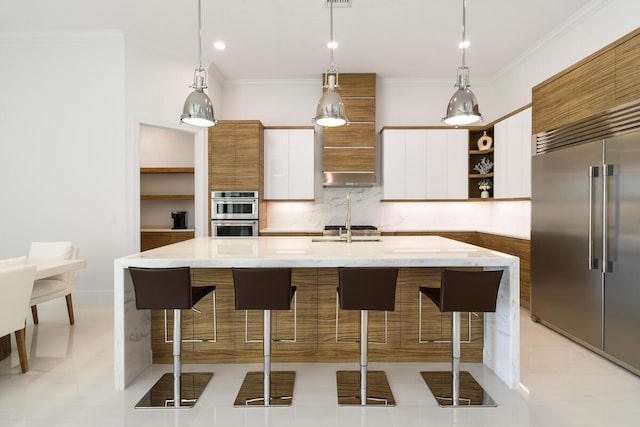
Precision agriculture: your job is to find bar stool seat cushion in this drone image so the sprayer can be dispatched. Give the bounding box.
[129,267,215,310]
[233,268,294,310]
[338,267,398,311]
[419,270,503,313]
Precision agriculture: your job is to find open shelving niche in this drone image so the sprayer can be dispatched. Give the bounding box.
[139,125,196,250]
[468,128,495,199]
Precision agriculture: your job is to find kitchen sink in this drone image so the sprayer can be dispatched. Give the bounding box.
[311,236,382,243]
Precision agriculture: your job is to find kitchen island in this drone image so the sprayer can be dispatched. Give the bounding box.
[114,236,519,390]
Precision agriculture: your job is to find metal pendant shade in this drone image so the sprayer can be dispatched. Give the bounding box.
[442,0,482,125]
[313,0,348,128]
[180,0,217,128]
[315,74,347,127]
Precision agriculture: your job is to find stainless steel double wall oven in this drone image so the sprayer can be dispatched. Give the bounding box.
[210,191,259,237]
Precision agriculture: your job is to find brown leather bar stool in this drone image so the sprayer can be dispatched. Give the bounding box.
[336,267,398,406]
[232,267,296,407]
[128,266,215,409]
[419,269,503,407]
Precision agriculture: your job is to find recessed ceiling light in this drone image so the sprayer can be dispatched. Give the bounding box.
[327,40,338,49]
[214,41,226,50]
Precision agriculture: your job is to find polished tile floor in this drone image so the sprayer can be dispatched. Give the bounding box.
[1,304,640,426]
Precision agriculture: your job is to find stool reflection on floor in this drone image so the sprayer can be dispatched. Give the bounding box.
[336,267,398,406]
[232,267,297,407]
[419,269,503,407]
[128,267,215,409]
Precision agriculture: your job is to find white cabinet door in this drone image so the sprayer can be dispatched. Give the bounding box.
[382,130,406,199]
[493,108,532,198]
[288,129,314,199]
[405,130,427,199]
[382,129,468,200]
[264,130,289,199]
[425,130,448,199]
[264,129,314,200]
[446,130,469,199]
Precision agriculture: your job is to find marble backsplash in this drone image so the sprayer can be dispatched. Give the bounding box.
[265,187,531,239]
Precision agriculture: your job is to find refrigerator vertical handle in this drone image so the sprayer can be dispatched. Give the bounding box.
[588,166,599,270]
[602,164,615,273]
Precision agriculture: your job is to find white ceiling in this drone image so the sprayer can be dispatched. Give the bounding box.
[2,0,594,81]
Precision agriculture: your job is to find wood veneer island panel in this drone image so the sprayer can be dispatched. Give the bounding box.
[150,267,484,364]
[114,236,519,390]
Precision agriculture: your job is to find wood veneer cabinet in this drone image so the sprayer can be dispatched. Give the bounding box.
[140,230,195,251]
[532,28,640,134]
[615,33,640,105]
[322,73,377,175]
[208,120,264,191]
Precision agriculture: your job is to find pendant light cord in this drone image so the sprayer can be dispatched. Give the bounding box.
[329,0,335,72]
[461,0,466,68]
[198,0,203,72]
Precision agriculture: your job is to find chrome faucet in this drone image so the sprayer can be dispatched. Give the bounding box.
[340,193,352,243]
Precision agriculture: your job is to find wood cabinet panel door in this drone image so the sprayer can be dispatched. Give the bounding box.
[335,73,376,97]
[323,123,376,147]
[342,98,375,122]
[209,125,235,189]
[532,77,570,134]
[615,34,640,105]
[208,122,262,191]
[568,50,616,124]
[234,126,261,190]
[323,147,376,171]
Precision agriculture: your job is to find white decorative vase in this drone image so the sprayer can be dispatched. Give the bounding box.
[481,190,490,198]
[477,131,493,151]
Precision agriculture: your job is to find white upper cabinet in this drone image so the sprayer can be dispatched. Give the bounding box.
[382,129,468,200]
[493,108,532,198]
[264,129,315,200]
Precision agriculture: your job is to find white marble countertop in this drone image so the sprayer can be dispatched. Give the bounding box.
[118,236,518,268]
[259,227,530,240]
[114,235,519,391]
[140,228,195,232]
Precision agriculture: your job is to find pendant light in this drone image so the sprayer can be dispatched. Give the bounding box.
[313,0,348,128]
[442,0,482,126]
[180,0,217,127]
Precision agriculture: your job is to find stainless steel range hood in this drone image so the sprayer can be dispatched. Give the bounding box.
[322,171,376,187]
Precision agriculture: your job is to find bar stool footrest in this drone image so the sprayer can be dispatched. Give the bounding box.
[336,370,396,406]
[135,372,213,409]
[420,371,496,407]
[234,371,296,407]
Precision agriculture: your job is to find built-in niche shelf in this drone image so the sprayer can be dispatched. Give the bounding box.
[139,125,196,250]
[468,128,495,199]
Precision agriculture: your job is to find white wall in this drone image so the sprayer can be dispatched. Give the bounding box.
[490,0,640,118]
[0,31,127,304]
[125,42,212,244]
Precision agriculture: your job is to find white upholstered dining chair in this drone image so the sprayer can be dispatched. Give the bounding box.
[0,261,37,373]
[27,242,79,325]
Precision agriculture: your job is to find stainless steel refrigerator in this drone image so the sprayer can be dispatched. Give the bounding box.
[531,102,640,374]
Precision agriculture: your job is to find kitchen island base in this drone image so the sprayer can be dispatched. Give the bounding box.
[114,236,519,390]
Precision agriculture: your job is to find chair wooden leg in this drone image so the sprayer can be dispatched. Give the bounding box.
[65,294,75,325]
[15,328,29,373]
[31,305,39,325]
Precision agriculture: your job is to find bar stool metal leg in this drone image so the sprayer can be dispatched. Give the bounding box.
[263,310,271,406]
[337,308,396,406]
[359,310,367,406]
[135,308,213,409]
[234,309,295,407]
[173,309,182,407]
[420,310,497,408]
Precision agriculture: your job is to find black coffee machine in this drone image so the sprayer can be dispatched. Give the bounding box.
[171,211,188,229]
